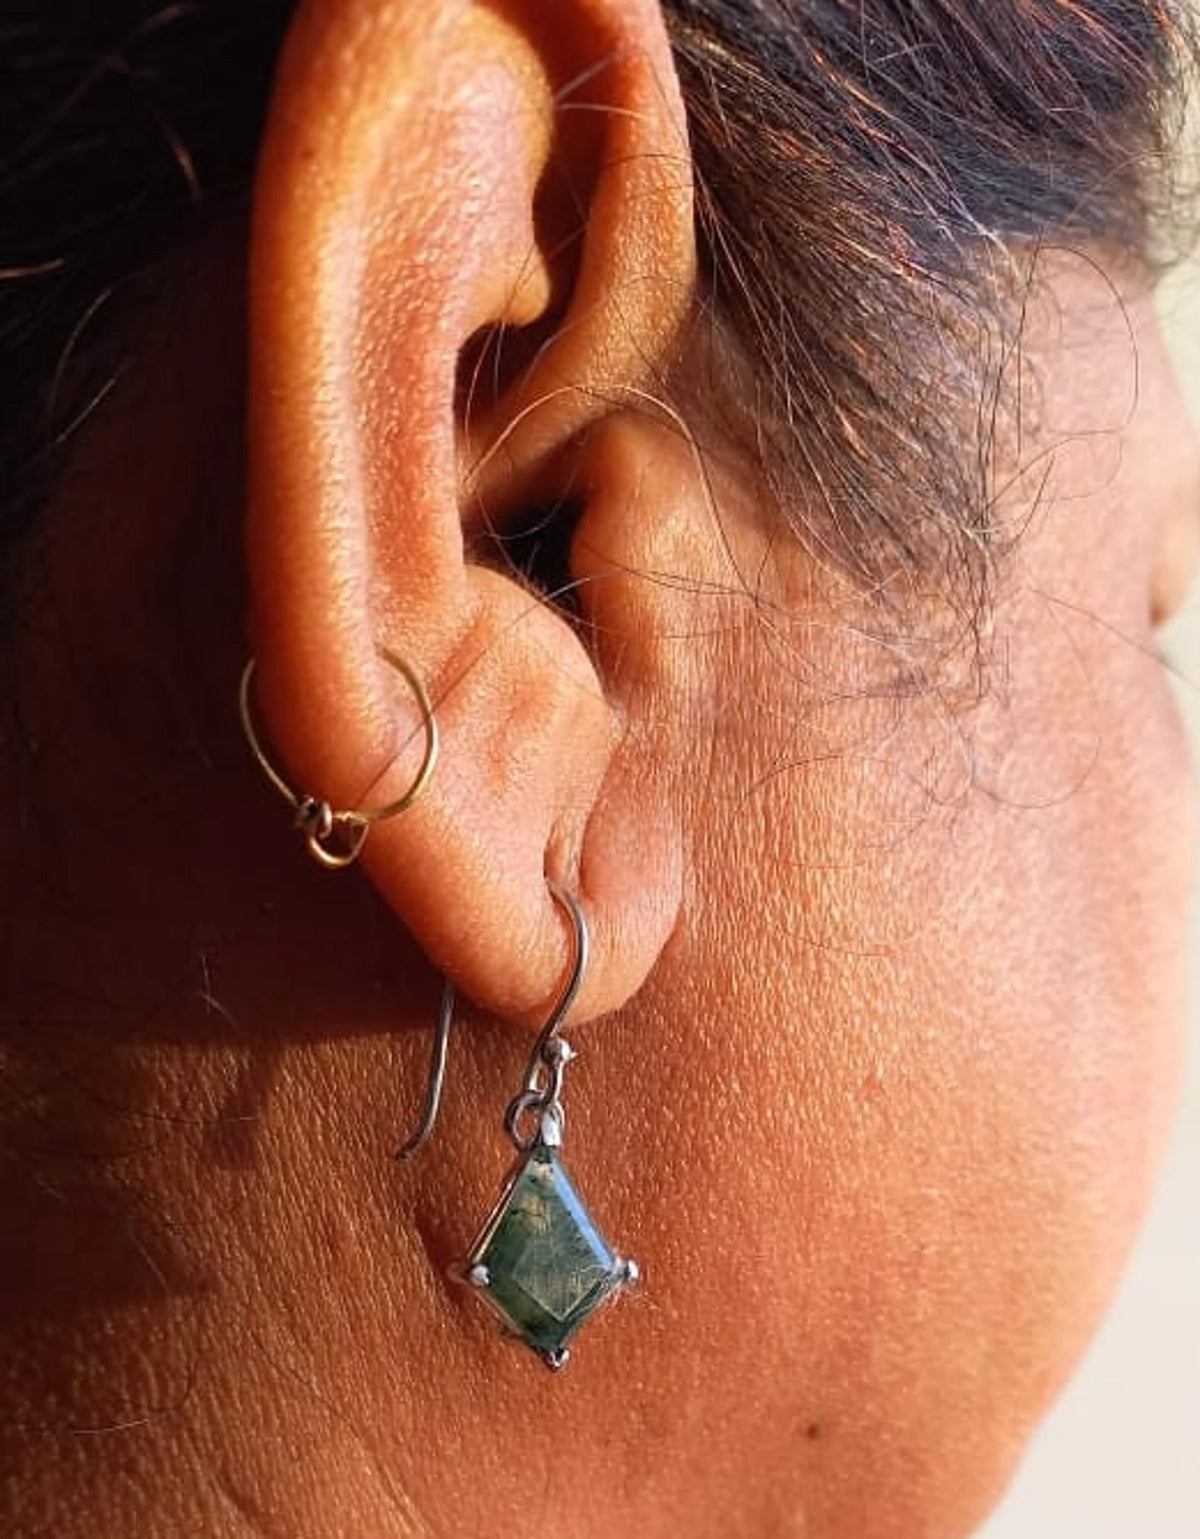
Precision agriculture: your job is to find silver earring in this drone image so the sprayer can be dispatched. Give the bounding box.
[397,884,639,1372]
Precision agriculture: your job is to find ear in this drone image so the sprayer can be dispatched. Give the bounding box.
[245,0,697,1025]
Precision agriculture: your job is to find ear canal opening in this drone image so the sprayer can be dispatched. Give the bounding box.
[472,494,588,624]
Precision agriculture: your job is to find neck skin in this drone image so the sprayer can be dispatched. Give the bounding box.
[0,225,774,1539]
[0,231,465,1538]
[2,227,1194,1539]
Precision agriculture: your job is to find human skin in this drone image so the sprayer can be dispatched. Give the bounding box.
[1,1,1198,1536]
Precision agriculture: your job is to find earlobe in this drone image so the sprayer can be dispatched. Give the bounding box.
[244,0,695,1026]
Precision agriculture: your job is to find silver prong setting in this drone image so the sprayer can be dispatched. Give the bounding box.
[542,1347,571,1372]
[618,1257,640,1288]
[539,1105,565,1147]
[468,1263,491,1289]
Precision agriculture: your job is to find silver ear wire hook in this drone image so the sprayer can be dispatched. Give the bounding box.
[394,883,589,1159]
[398,884,638,1370]
[395,978,455,1160]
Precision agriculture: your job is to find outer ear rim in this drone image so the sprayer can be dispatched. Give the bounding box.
[244,0,698,1029]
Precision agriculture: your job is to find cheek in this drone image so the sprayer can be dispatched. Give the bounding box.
[656,623,1193,1537]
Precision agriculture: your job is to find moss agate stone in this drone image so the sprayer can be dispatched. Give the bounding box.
[465,1143,627,1368]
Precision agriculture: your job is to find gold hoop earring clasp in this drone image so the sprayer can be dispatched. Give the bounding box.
[238,644,439,870]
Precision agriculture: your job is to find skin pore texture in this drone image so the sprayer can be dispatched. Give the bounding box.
[2,1,1199,1536]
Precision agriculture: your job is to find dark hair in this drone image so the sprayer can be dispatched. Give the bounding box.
[0,0,1194,630]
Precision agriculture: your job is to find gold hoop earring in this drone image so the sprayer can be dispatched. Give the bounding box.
[238,645,439,871]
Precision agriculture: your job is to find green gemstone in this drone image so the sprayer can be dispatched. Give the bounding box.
[465,1143,628,1367]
